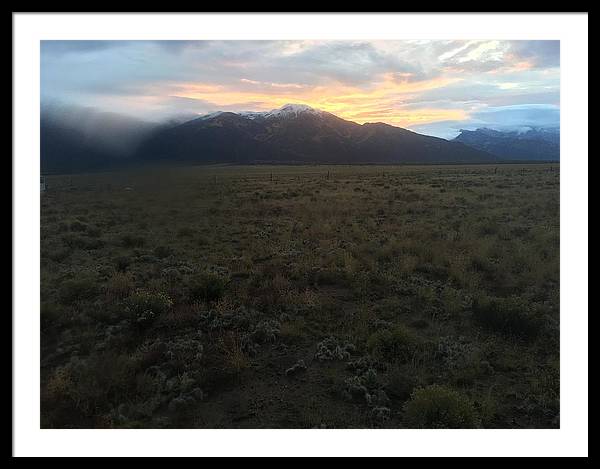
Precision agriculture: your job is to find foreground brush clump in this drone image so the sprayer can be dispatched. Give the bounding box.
[40,164,559,428]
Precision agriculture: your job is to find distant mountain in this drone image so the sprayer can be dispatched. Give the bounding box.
[41,104,498,173]
[135,104,496,165]
[453,127,560,161]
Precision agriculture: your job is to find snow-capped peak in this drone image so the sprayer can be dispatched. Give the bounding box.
[199,104,324,121]
[263,103,321,118]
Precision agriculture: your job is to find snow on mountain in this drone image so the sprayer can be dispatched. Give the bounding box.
[237,111,266,119]
[261,103,324,119]
[200,104,324,121]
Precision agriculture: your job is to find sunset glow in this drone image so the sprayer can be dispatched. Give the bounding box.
[41,40,559,138]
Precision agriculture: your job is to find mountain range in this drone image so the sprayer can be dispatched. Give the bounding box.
[40,103,559,173]
[135,104,495,166]
[453,127,560,161]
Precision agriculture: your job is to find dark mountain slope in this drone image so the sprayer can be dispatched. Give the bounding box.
[453,128,560,161]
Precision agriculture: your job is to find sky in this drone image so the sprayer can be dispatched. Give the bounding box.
[41,40,560,139]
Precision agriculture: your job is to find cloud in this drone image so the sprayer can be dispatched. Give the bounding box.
[40,40,560,138]
[509,40,560,68]
[41,40,134,56]
[411,103,559,139]
[471,104,560,128]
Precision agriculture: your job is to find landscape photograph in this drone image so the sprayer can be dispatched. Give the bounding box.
[38,39,561,430]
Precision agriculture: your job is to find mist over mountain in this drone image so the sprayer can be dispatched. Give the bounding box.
[453,127,560,161]
[40,104,170,173]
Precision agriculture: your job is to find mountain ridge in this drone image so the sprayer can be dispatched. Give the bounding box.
[134,104,496,166]
[453,127,560,161]
[41,104,522,173]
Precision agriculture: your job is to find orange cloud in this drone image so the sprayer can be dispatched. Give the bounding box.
[168,74,468,128]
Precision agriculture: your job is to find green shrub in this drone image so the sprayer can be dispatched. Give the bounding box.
[403,384,479,428]
[125,290,173,325]
[59,277,99,304]
[189,273,226,303]
[367,325,417,362]
[472,295,542,339]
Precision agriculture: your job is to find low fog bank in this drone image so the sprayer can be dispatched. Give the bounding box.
[40,103,191,174]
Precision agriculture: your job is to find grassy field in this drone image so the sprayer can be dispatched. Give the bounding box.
[40,164,560,428]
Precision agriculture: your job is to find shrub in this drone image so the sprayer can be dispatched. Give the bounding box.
[220,332,249,372]
[477,220,499,236]
[315,337,356,361]
[189,273,226,303]
[177,227,195,237]
[45,366,74,403]
[311,268,349,287]
[196,235,209,246]
[86,225,102,237]
[367,325,417,363]
[41,302,62,330]
[59,277,99,304]
[46,246,71,263]
[415,262,448,280]
[69,220,88,232]
[472,295,542,339]
[62,234,104,250]
[470,255,495,274]
[153,245,174,259]
[168,394,195,417]
[250,319,281,344]
[410,319,429,329]
[403,384,479,428]
[125,290,173,326]
[441,286,464,316]
[371,406,391,423]
[105,272,135,301]
[46,352,137,417]
[121,233,146,248]
[385,367,418,401]
[158,303,203,330]
[344,368,377,397]
[285,359,307,376]
[114,255,132,272]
